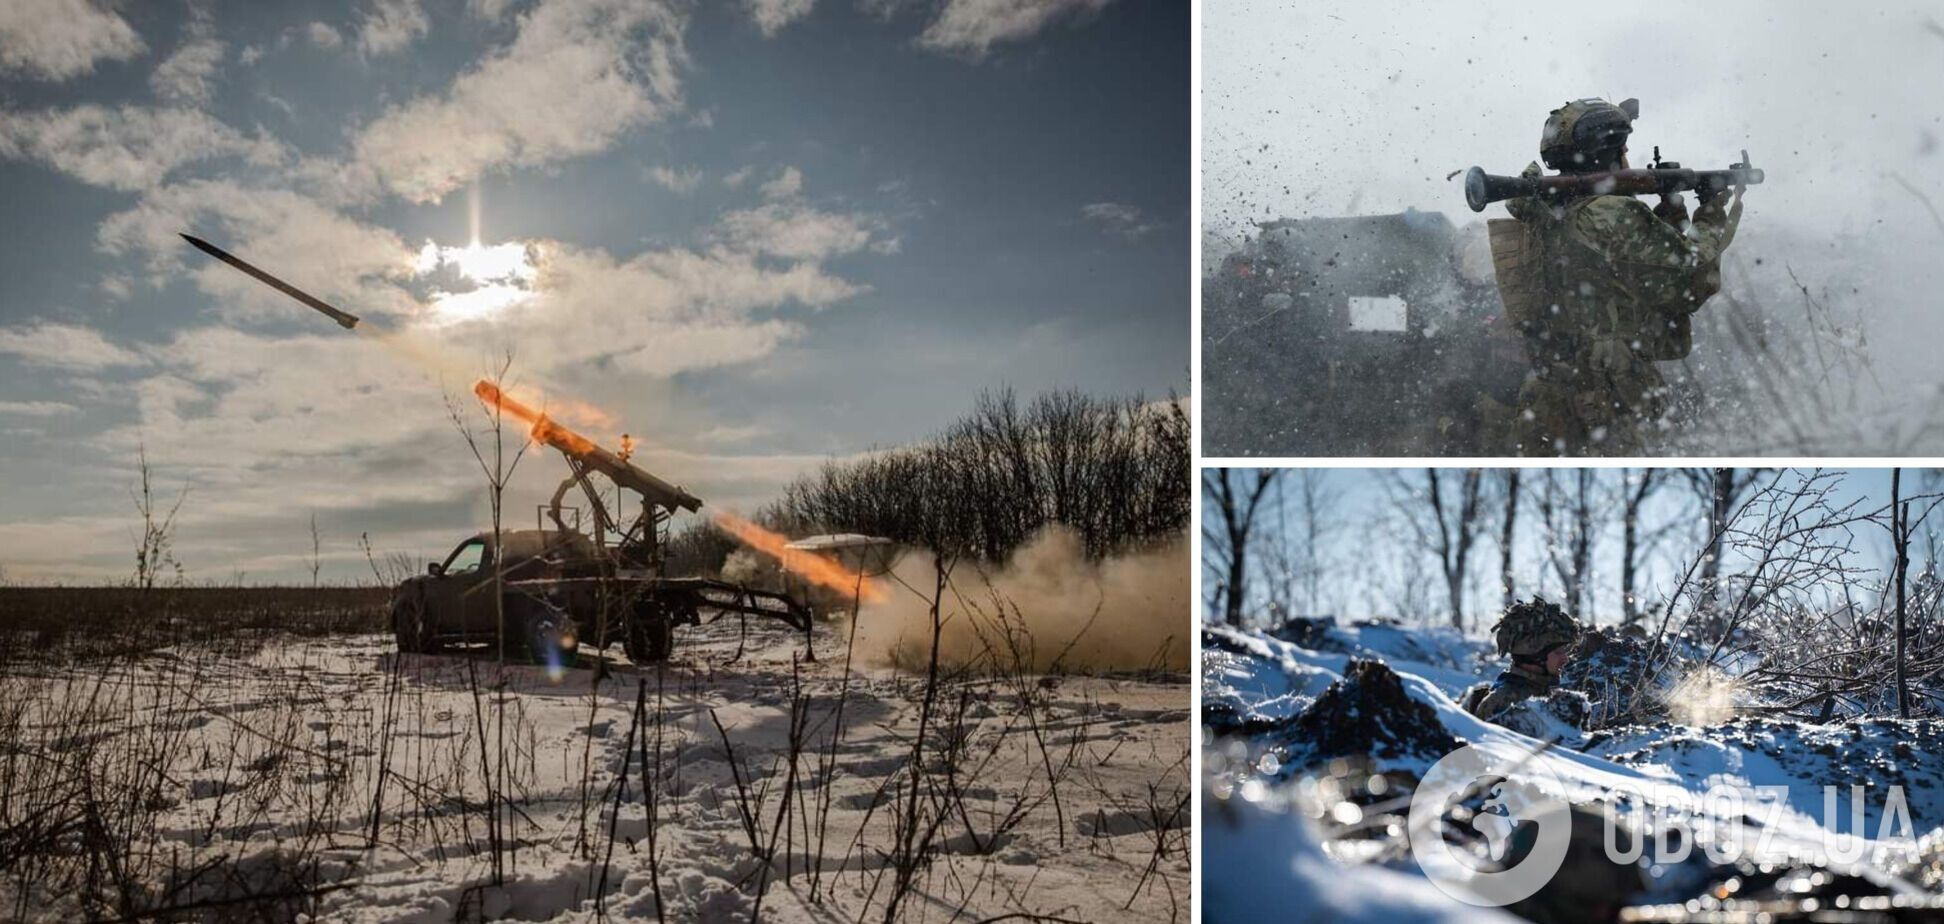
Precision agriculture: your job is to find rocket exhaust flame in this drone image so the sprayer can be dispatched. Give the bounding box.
[712,510,888,603]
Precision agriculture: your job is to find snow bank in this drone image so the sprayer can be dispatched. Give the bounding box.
[1203,621,1944,919]
[1203,789,1520,923]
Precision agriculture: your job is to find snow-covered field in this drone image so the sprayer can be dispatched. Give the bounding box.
[1201,620,1944,922]
[0,617,1189,921]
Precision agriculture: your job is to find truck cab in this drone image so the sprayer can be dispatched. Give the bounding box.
[388,527,812,666]
[390,529,599,658]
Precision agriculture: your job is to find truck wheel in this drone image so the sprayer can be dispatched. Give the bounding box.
[626,618,674,663]
[392,596,430,654]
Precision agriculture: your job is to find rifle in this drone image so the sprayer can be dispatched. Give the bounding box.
[1463,149,1764,213]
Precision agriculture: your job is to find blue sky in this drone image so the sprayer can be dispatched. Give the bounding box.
[0,0,1187,582]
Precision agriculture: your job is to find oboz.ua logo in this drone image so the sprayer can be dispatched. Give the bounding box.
[1406,743,1572,907]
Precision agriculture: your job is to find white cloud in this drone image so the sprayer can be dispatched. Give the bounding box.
[0,400,80,417]
[0,0,146,81]
[307,22,345,49]
[117,330,446,459]
[502,241,861,373]
[918,0,1113,58]
[259,92,296,118]
[357,0,430,56]
[350,0,688,203]
[647,164,703,193]
[238,44,263,66]
[722,165,753,188]
[760,165,803,200]
[744,0,813,36]
[713,202,885,261]
[1080,200,1159,239]
[151,18,226,104]
[72,329,480,577]
[0,322,145,371]
[0,104,286,192]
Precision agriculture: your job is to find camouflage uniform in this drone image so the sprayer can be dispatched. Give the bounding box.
[1465,597,1581,722]
[1463,663,1558,722]
[1489,98,1742,456]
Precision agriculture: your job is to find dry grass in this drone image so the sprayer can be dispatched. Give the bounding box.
[0,586,387,664]
[0,591,1189,922]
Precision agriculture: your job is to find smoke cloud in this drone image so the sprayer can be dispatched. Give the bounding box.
[853,527,1190,674]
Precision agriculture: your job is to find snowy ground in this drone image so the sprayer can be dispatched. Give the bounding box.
[1201,620,1944,921]
[0,617,1189,921]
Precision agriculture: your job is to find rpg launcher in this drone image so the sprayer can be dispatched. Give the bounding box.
[1464,150,1764,213]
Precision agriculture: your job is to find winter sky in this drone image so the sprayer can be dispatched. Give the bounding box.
[0,0,1188,583]
[1207,468,1940,632]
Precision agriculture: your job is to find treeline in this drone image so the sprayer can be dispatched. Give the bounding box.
[668,389,1189,574]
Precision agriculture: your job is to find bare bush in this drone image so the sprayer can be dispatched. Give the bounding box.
[1630,469,1944,721]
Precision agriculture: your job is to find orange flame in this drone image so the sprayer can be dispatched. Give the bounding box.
[712,510,887,603]
[473,379,599,456]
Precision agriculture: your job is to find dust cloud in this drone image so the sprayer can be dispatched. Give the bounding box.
[852,527,1190,675]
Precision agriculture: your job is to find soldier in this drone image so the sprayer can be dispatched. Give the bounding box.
[1487,97,1746,455]
[1464,597,1581,722]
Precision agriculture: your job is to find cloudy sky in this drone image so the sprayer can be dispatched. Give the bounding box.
[0,0,1187,583]
[1205,0,1944,404]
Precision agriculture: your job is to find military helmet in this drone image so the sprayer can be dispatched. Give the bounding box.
[1492,597,1581,658]
[1539,98,1638,172]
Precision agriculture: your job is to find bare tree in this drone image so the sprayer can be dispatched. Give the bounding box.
[1294,470,1341,616]
[1496,470,1521,612]
[1619,468,1675,626]
[1682,467,1764,624]
[778,389,1188,561]
[132,443,188,594]
[1256,471,1345,622]
[1534,469,1599,618]
[443,352,535,885]
[1369,522,1439,627]
[1384,470,1485,630]
[309,512,323,588]
[1892,468,1911,718]
[1257,477,1298,622]
[1203,469,1282,627]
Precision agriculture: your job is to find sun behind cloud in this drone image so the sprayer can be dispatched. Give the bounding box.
[413,239,538,324]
